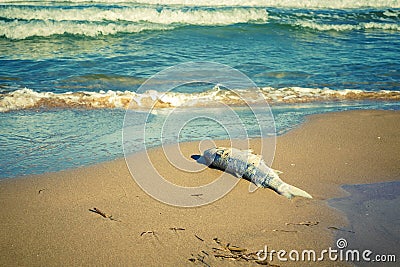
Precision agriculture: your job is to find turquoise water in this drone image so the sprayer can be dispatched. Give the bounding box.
[1,1,400,178]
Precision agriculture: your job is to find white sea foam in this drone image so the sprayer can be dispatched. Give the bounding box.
[6,0,399,8]
[130,0,400,8]
[0,6,268,39]
[0,20,173,39]
[1,2,398,39]
[1,87,399,112]
[149,0,400,8]
[0,6,268,25]
[363,22,400,31]
[383,9,400,17]
[295,20,400,31]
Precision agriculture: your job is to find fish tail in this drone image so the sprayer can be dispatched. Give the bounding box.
[277,183,313,199]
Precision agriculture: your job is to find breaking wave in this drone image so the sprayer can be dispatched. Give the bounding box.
[294,21,400,31]
[0,6,268,24]
[1,1,399,39]
[0,5,267,39]
[1,87,400,112]
[131,0,400,8]
[270,8,400,32]
[0,20,173,39]
[6,0,400,9]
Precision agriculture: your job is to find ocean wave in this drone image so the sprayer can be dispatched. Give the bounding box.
[1,87,400,112]
[264,8,400,32]
[0,6,267,24]
[1,3,399,39]
[383,9,400,17]
[129,0,400,8]
[0,6,268,39]
[294,21,400,31]
[0,20,173,39]
[5,0,400,9]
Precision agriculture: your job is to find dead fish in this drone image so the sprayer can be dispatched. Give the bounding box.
[203,147,312,199]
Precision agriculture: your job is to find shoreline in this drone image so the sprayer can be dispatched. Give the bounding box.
[1,109,399,266]
[2,100,399,180]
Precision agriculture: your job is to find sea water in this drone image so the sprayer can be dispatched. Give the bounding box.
[1,0,400,178]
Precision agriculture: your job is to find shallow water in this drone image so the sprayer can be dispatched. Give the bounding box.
[1,101,399,178]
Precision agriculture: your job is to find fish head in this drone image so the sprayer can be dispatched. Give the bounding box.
[203,147,218,165]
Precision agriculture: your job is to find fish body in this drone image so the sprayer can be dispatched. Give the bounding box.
[203,147,312,199]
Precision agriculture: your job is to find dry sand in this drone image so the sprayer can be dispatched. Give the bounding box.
[0,110,399,266]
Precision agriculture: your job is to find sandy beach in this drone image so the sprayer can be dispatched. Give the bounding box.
[1,109,399,266]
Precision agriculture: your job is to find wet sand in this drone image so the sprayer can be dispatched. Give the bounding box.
[0,110,399,266]
[329,181,400,267]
